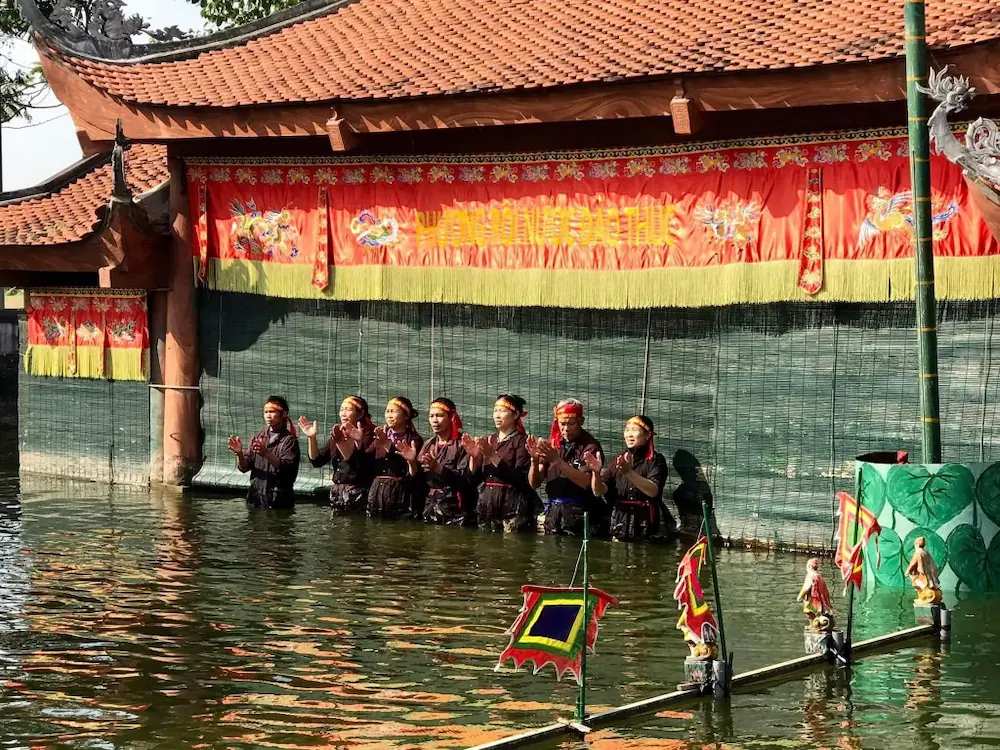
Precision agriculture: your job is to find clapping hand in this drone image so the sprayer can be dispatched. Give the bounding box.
[346,422,365,444]
[373,426,391,456]
[479,434,499,462]
[583,451,603,473]
[397,439,419,462]
[534,439,559,464]
[331,423,347,443]
[249,435,267,457]
[227,435,244,455]
[419,449,441,472]
[614,452,633,475]
[461,433,480,457]
[297,416,318,438]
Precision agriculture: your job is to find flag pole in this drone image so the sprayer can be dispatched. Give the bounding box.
[702,500,728,665]
[844,466,864,662]
[575,510,590,723]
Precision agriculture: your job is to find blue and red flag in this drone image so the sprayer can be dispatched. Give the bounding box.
[496,585,619,684]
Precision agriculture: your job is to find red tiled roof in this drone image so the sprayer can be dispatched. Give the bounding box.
[0,144,167,246]
[43,0,1000,108]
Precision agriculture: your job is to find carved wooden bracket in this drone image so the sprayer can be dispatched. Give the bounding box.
[326,111,357,152]
[670,80,704,136]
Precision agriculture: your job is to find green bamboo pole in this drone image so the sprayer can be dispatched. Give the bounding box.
[575,511,590,723]
[702,500,728,666]
[905,0,943,463]
[844,466,864,661]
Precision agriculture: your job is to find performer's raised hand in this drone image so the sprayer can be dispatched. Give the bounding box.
[227,435,244,455]
[419,450,441,472]
[397,439,419,462]
[346,422,365,444]
[583,451,603,473]
[297,416,318,438]
[461,432,480,457]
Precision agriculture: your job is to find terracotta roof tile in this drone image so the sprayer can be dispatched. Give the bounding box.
[42,0,1000,108]
[0,145,167,246]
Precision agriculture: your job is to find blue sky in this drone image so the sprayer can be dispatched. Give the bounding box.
[1,0,206,191]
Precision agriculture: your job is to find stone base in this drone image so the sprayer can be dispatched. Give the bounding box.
[914,601,945,627]
[804,628,844,657]
[681,656,712,688]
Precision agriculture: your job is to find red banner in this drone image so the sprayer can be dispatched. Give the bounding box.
[24,290,149,381]
[187,129,1000,308]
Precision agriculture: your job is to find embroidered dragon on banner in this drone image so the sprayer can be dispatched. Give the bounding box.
[229,198,301,259]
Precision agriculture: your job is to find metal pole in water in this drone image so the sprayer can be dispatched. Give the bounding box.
[702,500,728,666]
[575,511,590,723]
[905,0,943,463]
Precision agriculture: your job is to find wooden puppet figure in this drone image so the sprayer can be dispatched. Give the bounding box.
[797,557,835,632]
[906,536,943,604]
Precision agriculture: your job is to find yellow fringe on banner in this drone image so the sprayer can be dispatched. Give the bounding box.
[204,255,1000,309]
[24,345,147,382]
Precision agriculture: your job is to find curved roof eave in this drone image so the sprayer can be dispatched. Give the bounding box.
[16,0,355,64]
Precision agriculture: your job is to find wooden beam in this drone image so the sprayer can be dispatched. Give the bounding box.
[37,40,1000,147]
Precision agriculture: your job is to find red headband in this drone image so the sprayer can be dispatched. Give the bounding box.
[550,402,584,444]
[495,398,527,434]
[431,400,463,441]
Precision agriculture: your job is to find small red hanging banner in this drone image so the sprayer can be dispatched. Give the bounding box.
[24,289,149,382]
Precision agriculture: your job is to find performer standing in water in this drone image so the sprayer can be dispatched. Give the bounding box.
[590,415,671,541]
[228,395,301,509]
[467,395,538,533]
[529,398,604,536]
[366,396,424,519]
[298,395,375,513]
[417,398,475,525]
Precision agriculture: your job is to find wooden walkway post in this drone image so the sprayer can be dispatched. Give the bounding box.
[163,157,201,485]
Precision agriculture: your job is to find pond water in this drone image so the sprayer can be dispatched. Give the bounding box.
[1,466,998,750]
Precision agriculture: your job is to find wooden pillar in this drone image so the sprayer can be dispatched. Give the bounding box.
[163,157,201,485]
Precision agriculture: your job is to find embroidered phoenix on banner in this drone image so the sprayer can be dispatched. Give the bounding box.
[496,585,618,684]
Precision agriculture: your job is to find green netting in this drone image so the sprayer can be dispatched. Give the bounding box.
[16,319,150,486]
[194,291,1000,549]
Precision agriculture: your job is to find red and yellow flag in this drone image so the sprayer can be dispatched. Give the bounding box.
[673,536,719,645]
[834,491,882,593]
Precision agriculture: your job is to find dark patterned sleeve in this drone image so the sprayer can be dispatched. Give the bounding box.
[310,437,337,469]
[643,452,668,500]
[436,443,472,490]
[276,435,301,483]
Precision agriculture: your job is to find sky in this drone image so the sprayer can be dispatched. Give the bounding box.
[1,0,206,192]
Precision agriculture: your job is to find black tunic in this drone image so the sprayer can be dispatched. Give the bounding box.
[475,431,538,532]
[542,431,603,536]
[311,427,375,512]
[604,449,670,540]
[242,426,300,509]
[365,427,424,519]
[418,438,475,525]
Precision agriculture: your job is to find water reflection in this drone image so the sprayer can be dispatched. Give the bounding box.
[0,480,998,750]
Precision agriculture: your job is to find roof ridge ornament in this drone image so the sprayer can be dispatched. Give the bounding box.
[920,66,1000,192]
[110,118,132,202]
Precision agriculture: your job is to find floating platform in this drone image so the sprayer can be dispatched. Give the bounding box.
[467,624,934,750]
